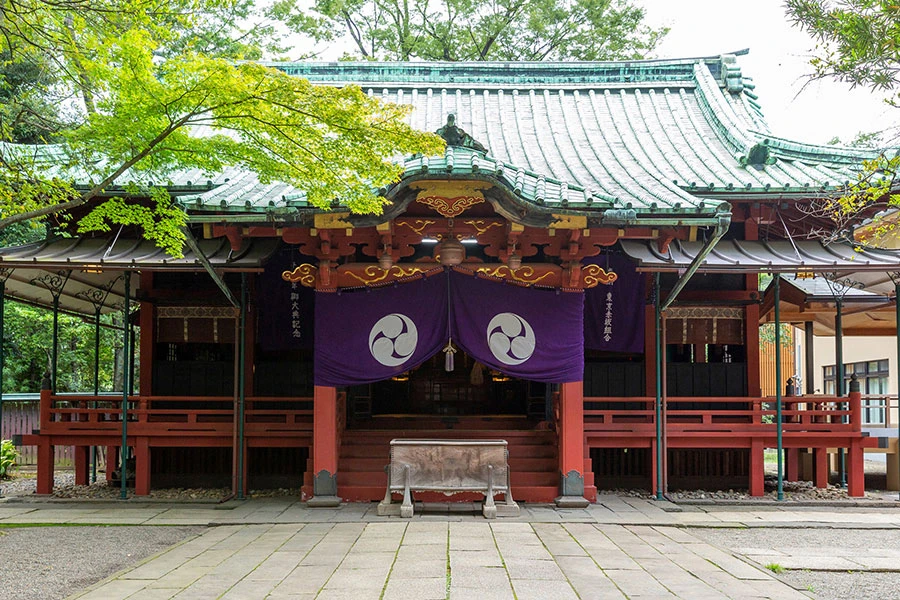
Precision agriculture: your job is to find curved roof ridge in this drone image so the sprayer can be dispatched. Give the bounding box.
[691,63,757,156]
[749,131,886,165]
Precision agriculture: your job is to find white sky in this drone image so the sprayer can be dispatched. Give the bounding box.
[640,0,896,145]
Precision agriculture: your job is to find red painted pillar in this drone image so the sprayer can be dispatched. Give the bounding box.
[36,440,54,495]
[309,385,341,506]
[106,446,116,482]
[813,447,829,488]
[134,437,151,496]
[749,439,765,496]
[848,441,865,497]
[556,381,589,507]
[786,448,800,482]
[74,446,89,486]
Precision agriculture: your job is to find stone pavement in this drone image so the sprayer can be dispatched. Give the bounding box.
[1,495,899,599]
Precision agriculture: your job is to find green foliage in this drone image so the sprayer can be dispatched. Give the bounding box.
[0,0,445,255]
[0,439,18,478]
[2,300,119,394]
[786,0,900,97]
[765,562,785,574]
[277,0,667,61]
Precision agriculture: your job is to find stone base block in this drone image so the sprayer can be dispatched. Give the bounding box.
[555,495,590,508]
[306,495,341,508]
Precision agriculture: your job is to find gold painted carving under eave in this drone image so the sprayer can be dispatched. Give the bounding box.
[474,265,554,286]
[314,213,353,229]
[550,214,588,229]
[342,265,428,286]
[463,219,503,236]
[582,264,617,288]
[282,264,318,287]
[414,181,486,217]
[396,219,436,235]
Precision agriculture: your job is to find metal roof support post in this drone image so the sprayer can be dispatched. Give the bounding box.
[836,298,846,488]
[889,273,900,501]
[774,273,784,501]
[0,276,5,497]
[661,210,731,310]
[895,280,900,502]
[120,273,131,501]
[895,277,900,502]
[804,322,815,395]
[181,226,239,308]
[654,273,663,501]
[238,273,247,500]
[92,307,101,484]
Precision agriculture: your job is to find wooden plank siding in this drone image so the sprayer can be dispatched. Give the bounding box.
[759,327,797,398]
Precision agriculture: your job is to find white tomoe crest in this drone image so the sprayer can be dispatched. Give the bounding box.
[486,312,536,366]
[369,313,418,367]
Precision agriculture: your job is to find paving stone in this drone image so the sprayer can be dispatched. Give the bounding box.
[449,565,512,588]
[449,549,504,568]
[504,558,567,580]
[449,586,515,600]
[509,579,580,600]
[382,576,447,600]
[390,557,447,578]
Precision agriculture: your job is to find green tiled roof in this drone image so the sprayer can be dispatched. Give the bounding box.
[6,54,884,224]
[177,54,883,222]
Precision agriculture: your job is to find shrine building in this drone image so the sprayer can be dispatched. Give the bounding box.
[5,53,898,505]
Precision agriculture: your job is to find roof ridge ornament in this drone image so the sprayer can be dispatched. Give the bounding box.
[436,114,488,154]
[740,141,777,170]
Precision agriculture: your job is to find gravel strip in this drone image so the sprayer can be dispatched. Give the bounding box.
[0,525,203,600]
[690,528,900,600]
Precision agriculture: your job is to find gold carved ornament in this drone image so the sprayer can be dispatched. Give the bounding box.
[282,264,318,287]
[396,219,436,235]
[343,265,428,286]
[582,265,617,288]
[462,219,503,235]
[416,195,484,218]
[474,265,554,285]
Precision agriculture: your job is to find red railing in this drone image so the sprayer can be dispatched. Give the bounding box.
[39,392,313,436]
[584,394,862,436]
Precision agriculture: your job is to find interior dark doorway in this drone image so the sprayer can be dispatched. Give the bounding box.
[346,350,548,423]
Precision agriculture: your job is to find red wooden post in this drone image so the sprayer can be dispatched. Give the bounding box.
[749,439,765,496]
[36,439,54,494]
[309,385,341,506]
[556,381,589,507]
[106,446,117,482]
[848,440,865,497]
[813,447,829,488]
[786,448,800,482]
[134,437,151,496]
[849,387,862,432]
[74,446,89,486]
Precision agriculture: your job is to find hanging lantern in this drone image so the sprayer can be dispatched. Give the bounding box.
[437,239,465,266]
[378,252,394,269]
[508,252,522,270]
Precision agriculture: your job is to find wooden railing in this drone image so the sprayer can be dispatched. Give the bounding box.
[584,394,862,436]
[39,392,313,436]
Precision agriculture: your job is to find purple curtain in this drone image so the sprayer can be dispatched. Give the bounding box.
[583,254,645,353]
[257,249,315,351]
[314,274,448,386]
[448,271,584,383]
